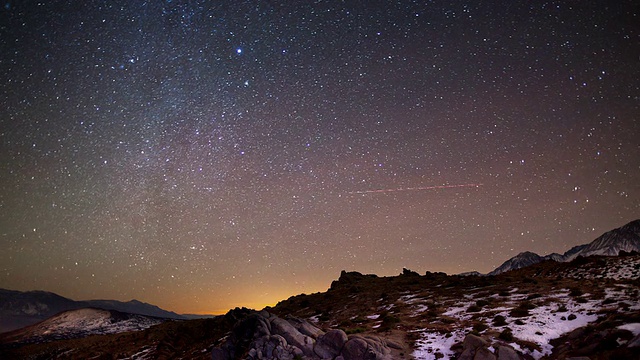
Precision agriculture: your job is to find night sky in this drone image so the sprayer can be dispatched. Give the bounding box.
[1,1,639,314]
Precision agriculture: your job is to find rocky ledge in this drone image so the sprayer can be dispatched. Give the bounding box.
[211,310,403,360]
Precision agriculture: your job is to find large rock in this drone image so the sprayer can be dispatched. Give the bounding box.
[314,329,348,359]
[474,347,496,360]
[497,345,522,360]
[458,334,490,360]
[463,334,488,351]
[360,335,391,357]
[271,317,315,355]
[342,337,376,360]
[287,315,325,338]
[340,336,393,360]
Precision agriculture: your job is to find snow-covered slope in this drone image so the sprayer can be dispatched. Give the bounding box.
[488,251,543,276]
[0,289,185,334]
[1,308,165,345]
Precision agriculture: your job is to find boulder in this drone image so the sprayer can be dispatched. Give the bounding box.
[497,345,522,360]
[459,348,475,360]
[270,317,315,356]
[474,347,496,360]
[341,337,376,360]
[463,334,488,351]
[340,336,392,360]
[314,329,348,359]
[361,335,391,357]
[286,316,325,338]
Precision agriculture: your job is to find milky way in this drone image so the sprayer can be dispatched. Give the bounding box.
[1,1,639,314]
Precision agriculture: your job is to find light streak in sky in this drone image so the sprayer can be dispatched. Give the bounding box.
[348,183,483,195]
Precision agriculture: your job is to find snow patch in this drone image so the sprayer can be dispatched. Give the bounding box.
[411,329,465,360]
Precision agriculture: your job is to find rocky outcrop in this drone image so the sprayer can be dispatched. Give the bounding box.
[330,271,378,290]
[211,310,393,360]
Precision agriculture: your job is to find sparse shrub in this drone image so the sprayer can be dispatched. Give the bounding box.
[510,307,530,317]
[576,297,588,304]
[602,298,615,305]
[345,327,366,335]
[569,287,583,297]
[567,314,577,321]
[493,315,507,326]
[519,301,537,310]
[514,319,525,325]
[339,319,353,327]
[557,304,568,312]
[473,323,488,333]
[510,300,536,317]
[378,312,400,331]
[527,293,542,300]
[499,328,514,341]
[467,305,482,313]
[476,299,490,307]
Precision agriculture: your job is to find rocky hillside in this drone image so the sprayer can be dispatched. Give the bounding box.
[4,254,638,359]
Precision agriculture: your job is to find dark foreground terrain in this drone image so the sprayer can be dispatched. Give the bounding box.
[2,254,639,359]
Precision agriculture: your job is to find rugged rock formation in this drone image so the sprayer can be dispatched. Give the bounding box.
[211,310,394,360]
[330,271,379,290]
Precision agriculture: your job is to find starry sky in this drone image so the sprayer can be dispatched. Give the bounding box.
[1,1,639,314]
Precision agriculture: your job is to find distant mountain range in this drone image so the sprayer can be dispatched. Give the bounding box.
[0,289,186,333]
[489,219,640,275]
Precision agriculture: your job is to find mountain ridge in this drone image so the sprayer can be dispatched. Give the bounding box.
[489,219,640,275]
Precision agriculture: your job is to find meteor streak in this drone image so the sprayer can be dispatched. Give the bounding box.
[348,183,483,195]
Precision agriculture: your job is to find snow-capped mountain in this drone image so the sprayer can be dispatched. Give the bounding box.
[0,289,185,334]
[489,219,640,275]
[563,219,640,261]
[488,251,544,276]
[84,299,182,320]
[0,308,165,345]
